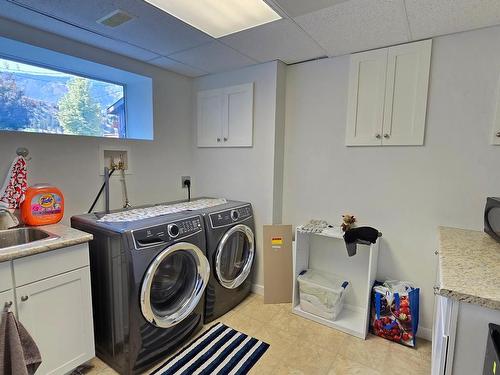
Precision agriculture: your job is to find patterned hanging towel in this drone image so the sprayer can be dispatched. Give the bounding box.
[0,156,28,209]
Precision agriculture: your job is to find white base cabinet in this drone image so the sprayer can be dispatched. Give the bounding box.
[432,296,500,375]
[0,243,94,375]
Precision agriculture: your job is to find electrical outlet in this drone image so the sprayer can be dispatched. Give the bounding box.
[181,176,191,188]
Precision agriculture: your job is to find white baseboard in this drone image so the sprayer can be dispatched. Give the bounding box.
[417,326,432,341]
[251,283,264,296]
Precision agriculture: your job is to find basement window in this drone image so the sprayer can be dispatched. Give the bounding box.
[0,36,153,140]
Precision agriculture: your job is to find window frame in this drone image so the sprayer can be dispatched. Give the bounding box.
[0,35,153,140]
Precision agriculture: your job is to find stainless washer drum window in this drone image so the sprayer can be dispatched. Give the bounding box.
[140,242,210,328]
[215,224,255,289]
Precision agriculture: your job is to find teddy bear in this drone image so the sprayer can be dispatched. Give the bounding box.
[341,214,356,232]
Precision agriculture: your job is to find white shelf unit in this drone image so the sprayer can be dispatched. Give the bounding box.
[292,227,379,339]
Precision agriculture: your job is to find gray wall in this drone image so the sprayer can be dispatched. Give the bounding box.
[192,61,284,288]
[283,25,500,334]
[0,19,194,223]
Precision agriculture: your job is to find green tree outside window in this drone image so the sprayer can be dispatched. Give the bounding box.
[57,77,102,136]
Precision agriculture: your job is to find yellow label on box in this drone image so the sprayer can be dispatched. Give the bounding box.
[271,237,283,245]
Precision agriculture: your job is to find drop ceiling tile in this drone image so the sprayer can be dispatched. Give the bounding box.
[405,0,500,40]
[220,18,326,64]
[294,0,410,57]
[6,0,213,55]
[148,56,207,77]
[168,42,258,74]
[0,7,159,61]
[268,0,349,18]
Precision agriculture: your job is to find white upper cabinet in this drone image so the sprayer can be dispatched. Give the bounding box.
[346,40,432,146]
[197,82,254,147]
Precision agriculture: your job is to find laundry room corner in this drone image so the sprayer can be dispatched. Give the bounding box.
[191,60,287,290]
[3,2,500,373]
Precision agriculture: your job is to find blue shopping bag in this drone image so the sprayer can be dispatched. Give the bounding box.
[370,280,420,347]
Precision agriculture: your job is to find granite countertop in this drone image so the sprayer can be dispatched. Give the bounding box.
[438,226,500,310]
[0,223,93,262]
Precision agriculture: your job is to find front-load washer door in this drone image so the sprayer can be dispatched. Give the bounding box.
[140,242,210,328]
[215,224,255,289]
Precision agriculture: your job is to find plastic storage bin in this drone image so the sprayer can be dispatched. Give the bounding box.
[297,269,349,321]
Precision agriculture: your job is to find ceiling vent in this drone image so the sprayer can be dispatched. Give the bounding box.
[97,10,135,28]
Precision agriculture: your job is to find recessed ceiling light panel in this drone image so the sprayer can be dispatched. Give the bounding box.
[144,0,282,38]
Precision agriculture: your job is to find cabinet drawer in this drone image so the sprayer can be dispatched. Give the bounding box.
[0,262,12,292]
[14,243,89,287]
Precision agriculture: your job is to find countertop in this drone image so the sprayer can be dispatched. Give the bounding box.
[0,223,93,262]
[438,226,500,310]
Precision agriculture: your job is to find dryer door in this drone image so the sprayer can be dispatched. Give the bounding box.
[140,242,210,328]
[215,224,255,289]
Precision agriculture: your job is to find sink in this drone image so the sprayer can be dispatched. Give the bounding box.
[0,227,58,250]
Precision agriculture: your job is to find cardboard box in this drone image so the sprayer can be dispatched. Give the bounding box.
[263,225,293,304]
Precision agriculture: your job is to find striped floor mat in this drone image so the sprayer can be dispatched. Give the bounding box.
[151,323,270,375]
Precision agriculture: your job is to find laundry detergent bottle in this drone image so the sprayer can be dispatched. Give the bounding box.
[21,184,64,226]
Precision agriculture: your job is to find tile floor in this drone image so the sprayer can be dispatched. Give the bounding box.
[84,293,431,375]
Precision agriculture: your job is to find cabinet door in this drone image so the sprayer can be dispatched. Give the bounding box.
[222,83,254,147]
[197,88,223,147]
[0,261,12,292]
[432,295,458,375]
[382,39,432,145]
[346,48,388,146]
[17,268,94,375]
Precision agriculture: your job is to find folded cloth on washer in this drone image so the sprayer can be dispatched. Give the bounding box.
[344,227,380,257]
[0,310,42,375]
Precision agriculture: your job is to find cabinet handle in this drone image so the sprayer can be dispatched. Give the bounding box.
[383,133,390,139]
[4,301,12,308]
[217,138,221,142]
[223,137,228,142]
[496,132,500,138]
[21,295,28,302]
[434,250,439,255]
[375,134,381,139]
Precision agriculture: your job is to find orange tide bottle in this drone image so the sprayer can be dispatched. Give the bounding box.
[21,184,64,226]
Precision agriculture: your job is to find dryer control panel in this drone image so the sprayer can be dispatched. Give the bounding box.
[210,205,252,228]
[132,216,202,249]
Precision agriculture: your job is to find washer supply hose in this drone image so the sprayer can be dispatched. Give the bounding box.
[121,168,131,208]
[88,168,115,213]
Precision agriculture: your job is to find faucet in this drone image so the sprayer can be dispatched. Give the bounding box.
[0,209,19,230]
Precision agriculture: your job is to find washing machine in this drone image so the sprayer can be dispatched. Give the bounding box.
[71,211,210,375]
[199,200,256,323]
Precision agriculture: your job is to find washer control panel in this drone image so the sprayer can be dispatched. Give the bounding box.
[132,216,202,249]
[210,205,252,228]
